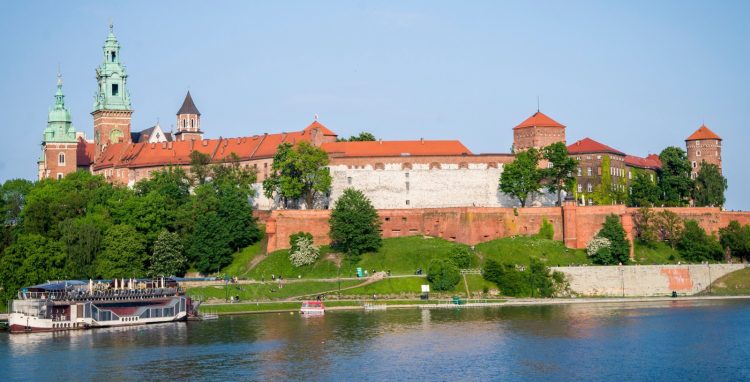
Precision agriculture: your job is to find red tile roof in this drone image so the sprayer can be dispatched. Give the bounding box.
[567,137,625,156]
[625,154,661,170]
[686,124,721,141]
[304,121,337,136]
[321,140,472,157]
[514,111,565,130]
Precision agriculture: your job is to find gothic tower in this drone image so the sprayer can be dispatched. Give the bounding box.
[92,23,133,160]
[512,111,566,152]
[685,124,722,179]
[39,73,78,180]
[174,91,203,141]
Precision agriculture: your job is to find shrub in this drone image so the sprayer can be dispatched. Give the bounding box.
[595,214,630,264]
[289,235,320,267]
[677,220,723,262]
[427,259,461,291]
[719,221,750,260]
[329,188,381,260]
[586,237,611,257]
[289,232,313,254]
[654,210,684,248]
[448,247,473,268]
[538,217,554,240]
[482,258,561,297]
[633,207,659,247]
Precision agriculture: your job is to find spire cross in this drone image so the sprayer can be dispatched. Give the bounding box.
[109,19,113,32]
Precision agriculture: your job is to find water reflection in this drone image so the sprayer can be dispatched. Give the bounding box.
[2,299,750,381]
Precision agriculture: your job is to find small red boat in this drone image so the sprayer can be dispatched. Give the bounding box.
[300,301,325,316]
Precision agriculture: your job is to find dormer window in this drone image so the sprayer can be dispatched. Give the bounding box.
[112,84,119,96]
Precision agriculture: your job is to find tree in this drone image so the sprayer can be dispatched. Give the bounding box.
[482,258,561,297]
[693,162,727,207]
[187,210,233,274]
[94,224,147,278]
[595,214,630,264]
[189,150,212,185]
[629,171,660,207]
[211,152,258,192]
[289,232,314,254]
[263,142,332,209]
[658,147,693,206]
[337,132,377,142]
[719,221,750,260]
[677,220,723,262]
[0,234,67,304]
[537,217,554,240]
[59,215,106,279]
[632,207,659,246]
[329,188,381,259]
[499,148,542,207]
[289,235,320,267]
[427,259,461,291]
[653,210,684,248]
[0,179,33,253]
[448,246,473,268]
[149,230,187,277]
[214,183,261,252]
[541,142,577,206]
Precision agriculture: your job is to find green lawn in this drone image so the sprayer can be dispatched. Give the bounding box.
[476,236,590,267]
[187,280,361,301]
[245,246,341,280]
[340,276,427,296]
[632,241,682,264]
[700,268,750,296]
[222,241,265,277]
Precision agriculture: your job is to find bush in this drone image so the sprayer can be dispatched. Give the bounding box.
[482,258,561,297]
[719,221,750,260]
[586,237,611,257]
[448,247,473,268]
[329,188,382,260]
[595,214,630,264]
[427,259,461,291]
[289,235,320,267]
[538,217,554,240]
[289,232,313,254]
[677,220,723,262]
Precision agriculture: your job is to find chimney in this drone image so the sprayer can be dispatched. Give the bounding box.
[379,139,383,145]
[420,138,424,144]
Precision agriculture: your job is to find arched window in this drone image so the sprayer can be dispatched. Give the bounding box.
[57,173,63,180]
[58,153,65,165]
[111,51,116,62]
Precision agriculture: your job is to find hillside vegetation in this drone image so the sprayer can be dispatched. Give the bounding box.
[700,268,750,296]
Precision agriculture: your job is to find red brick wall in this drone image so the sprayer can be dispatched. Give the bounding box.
[42,142,78,180]
[264,206,750,255]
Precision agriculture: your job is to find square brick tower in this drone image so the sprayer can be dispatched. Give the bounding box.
[39,73,79,180]
[685,124,722,179]
[512,111,566,152]
[92,23,133,161]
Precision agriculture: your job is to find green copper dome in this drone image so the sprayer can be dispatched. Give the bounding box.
[93,23,132,112]
[43,74,76,143]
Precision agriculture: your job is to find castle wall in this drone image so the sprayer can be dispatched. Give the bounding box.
[264,206,750,254]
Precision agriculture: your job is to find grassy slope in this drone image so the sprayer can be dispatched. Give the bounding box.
[700,268,750,296]
[476,236,589,266]
[632,241,682,264]
[222,241,265,277]
[187,280,361,301]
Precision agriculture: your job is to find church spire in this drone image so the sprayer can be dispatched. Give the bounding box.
[44,72,75,141]
[93,22,131,111]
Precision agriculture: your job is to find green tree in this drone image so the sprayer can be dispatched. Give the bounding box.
[59,215,107,278]
[541,142,578,206]
[499,148,542,207]
[94,224,147,278]
[329,188,382,260]
[135,166,192,204]
[595,214,630,264]
[263,142,332,209]
[719,221,750,260]
[658,147,693,206]
[211,152,258,191]
[189,150,212,185]
[289,232,314,254]
[0,234,67,304]
[448,246,473,268]
[337,132,377,142]
[653,210,684,248]
[482,258,560,297]
[693,162,727,207]
[0,179,33,252]
[427,259,461,291]
[149,230,187,277]
[289,235,320,267]
[629,171,660,207]
[187,210,233,274]
[677,220,723,262]
[214,183,261,252]
[632,207,659,246]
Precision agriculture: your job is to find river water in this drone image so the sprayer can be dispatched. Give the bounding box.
[2,299,750,381]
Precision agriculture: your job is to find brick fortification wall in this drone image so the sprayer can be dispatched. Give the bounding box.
[265,205,750,254]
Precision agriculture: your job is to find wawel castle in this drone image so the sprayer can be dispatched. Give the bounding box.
[38,25,722,210]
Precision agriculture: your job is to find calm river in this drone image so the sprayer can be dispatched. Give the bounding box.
[2,299,750,381]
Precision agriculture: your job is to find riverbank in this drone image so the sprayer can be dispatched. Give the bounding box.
[199,294,750,316]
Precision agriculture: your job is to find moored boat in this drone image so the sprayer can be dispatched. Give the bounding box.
[8,278,191,334]
[300,301,325,316]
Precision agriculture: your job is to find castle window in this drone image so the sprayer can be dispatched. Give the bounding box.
[58,153,65,165]
[692,161,697,168]
[587,167,592,176]
[587,183,592,193]
[405,181,410,191]
[577,184,582,193]
[57,173,63,180]
[597,167,601,176]
[112,84,119,96]
[190,119,194,128]
[406,200,410,206]
[577,167,582,176]
[347,177,352,185]
[405,172,409,178]
[628,171,631,180]
[111,51,116,62]
[696,150,701,156]
[695,140,700,145]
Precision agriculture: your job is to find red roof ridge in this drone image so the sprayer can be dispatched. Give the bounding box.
[686,124,721,141]
[514,111,565,130]
[567,137,625,156]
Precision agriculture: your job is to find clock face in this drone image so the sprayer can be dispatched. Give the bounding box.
[109,129,123,143]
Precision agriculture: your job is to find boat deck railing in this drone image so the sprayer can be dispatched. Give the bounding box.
[19,288,182,302]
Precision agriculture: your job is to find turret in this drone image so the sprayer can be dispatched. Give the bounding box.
[174,91,203,141]
[685,124,722,179]
[39,73,78,180]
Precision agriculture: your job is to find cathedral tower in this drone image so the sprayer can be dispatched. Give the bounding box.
[512,111,566,152]
[174,91,203,141]
[92,23,133,160]
[685,124,722,179]
[39,73,78,180]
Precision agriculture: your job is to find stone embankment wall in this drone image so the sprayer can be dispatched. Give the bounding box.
[552,264,745,297]
[264,205,750,254]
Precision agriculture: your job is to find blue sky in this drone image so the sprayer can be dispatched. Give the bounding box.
[1,1,748,209]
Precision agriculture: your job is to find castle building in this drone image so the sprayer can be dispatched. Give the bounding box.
[685,124,722,179]
[37,25,722,211]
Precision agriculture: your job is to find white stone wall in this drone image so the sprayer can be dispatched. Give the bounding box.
[553,264,745,297]
[327,162,556,209]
